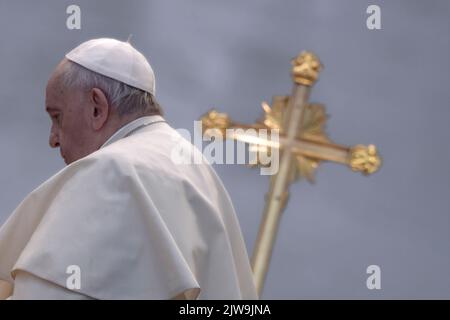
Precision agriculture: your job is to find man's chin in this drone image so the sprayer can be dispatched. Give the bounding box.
[62,152,88,165]
[60,152,72,165]
[60,149,75,165]
[63,156,75,165]
[60,150,68,165]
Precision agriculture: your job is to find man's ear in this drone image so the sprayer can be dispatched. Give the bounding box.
[88,88,110,130]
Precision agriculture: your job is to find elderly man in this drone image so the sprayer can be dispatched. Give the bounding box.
[0,38,257,300]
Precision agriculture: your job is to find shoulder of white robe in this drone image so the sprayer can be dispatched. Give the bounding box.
[8,148,200,300]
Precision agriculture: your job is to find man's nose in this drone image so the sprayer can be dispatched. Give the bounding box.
[49,131,60,148]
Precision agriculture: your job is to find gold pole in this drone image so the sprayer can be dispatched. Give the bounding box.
[250,52,322,296]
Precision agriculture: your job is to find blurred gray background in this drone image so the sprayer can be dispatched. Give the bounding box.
[1,0,449,299]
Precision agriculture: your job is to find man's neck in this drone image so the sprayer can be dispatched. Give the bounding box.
[95,113,143,150]
[97,112,163,149]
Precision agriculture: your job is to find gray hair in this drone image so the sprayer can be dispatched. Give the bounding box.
[58,59,162,117]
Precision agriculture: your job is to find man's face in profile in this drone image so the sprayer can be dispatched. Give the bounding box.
[45,62,92,165]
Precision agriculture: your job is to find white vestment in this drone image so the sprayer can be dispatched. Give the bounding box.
[0,115,257,300]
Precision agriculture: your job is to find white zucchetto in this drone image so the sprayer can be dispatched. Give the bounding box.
[66,38,156,95]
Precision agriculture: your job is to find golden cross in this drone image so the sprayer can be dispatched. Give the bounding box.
[199,51,382,297]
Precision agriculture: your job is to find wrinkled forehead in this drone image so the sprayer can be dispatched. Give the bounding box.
[47,60,66,88]
[45,77,65,108]
[45,60,69,106]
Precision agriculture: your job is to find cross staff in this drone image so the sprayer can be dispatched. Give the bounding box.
[199,51,381,296]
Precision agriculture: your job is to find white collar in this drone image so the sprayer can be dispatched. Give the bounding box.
[101,115,166,149]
